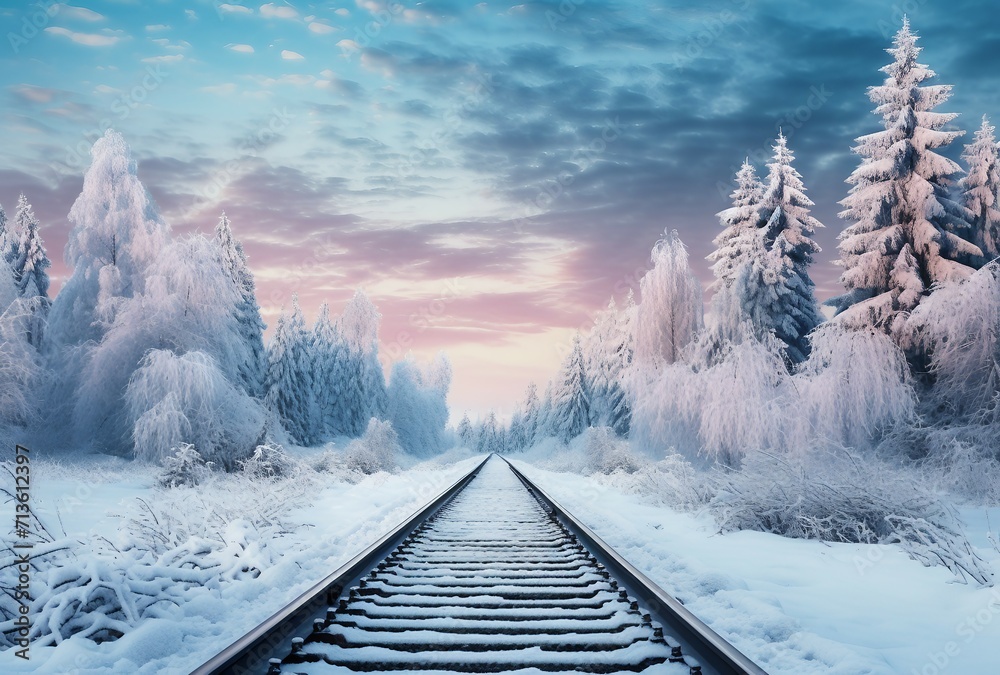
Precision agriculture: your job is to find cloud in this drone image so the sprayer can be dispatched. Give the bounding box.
[54,4,104,22]
[43,26,122,46]
[260,3,298,19]
[227,43,255,53]
[335,8,350,16]
[308,21,336,34]
[281,49,305,61]
[142,54,184,64]
[10,84,62,104]
[218,3,253,14]
[93,84,120,95]
[145,24,170,32]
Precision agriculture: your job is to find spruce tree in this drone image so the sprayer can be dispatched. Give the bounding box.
[831,19,980,337]
[709,159,765,290]
[960,116,1000,262]
[551,334,591,443]
[265,296,319,445]
[215,212,267,397]
[12,195,51,300]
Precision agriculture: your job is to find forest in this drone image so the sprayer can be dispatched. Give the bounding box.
[1,22,999,650]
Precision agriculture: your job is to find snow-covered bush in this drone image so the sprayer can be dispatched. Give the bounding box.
[127,349,267,468]
[712,449,994,585]
[584,426,645,474]
[238,441,296,480]
[630,326,792,467]
[632,454,712,511]
[344,418,401,474]
[158,443,213,488]
[796,324,917,450]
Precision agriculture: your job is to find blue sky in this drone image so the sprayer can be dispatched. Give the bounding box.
[2,0,999,417]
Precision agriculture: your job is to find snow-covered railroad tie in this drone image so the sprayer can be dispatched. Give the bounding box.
[197,455,765,675]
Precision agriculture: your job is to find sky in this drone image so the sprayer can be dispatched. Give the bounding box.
[2,0,999,421]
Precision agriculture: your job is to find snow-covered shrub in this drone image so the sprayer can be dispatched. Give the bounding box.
[158,443,213,488]
[916,434,1000,505]
[712,449,994,585]
[795,324,917,450]
[127,349,267,468]
[584,426,645,474]
[344,418,401,474]
[239,441,296,480]
[632,454,712,511]
[626,358,702,459]
[387,354,451,456]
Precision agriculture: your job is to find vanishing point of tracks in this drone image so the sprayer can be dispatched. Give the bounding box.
[194,455,766,675]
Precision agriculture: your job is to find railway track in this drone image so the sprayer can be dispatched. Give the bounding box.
[194,455,766,675]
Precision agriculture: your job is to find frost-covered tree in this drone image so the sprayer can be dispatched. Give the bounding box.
[506,409,528,452]
[215,212,266,397]
[48,130,170,347]
[521,382,541,446]
[960,116,1000,262]
[0,298,47,426]
[457,412,475,448]
[334,290,388,435]
[633,230,703,367]
[550,334,591,443]
[0,202,14,271]
[830,20,980,337]
[12,195,51,300]
[312,301,344,438]
[709,159,765,291]
[476,411,504,454]
[264,296,319,445]
[908,261,1000,433]
[755,133,824,362]
[126,349,267,468]
[72,235,263,454]
[387,353,451,456]
[584,298,632,435]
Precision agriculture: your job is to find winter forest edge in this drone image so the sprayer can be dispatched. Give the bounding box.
[3,17,1000,663]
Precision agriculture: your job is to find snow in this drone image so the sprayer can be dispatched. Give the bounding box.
[509,459,1000,675]
[0,453,485,674]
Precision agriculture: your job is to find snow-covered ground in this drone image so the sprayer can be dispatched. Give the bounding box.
[1,452,484,674]
[510,459,1000,675]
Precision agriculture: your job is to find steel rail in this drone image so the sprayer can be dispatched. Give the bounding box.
[191,454,491,675]
[502,457,768,675]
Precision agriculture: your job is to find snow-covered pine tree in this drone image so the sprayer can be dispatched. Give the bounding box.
[709,159,765,291]
[215,212,266,397]
[754,133,824,363]
[521,382,541,446]
[830,19,980,337]
[550,334,591,443]
[633,230,703,367]
[48,130,170,347]
[12,195,51,300]
[0,201,16,272]
[312,301,344,438]
[476,411,503,454]
[457,412,475,448]
[336,290,388,435]
[506,409,527,452]
[605,300,633,436]
[583,301,616,426]
[265,296,319,445]
[960,116,1000,262]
